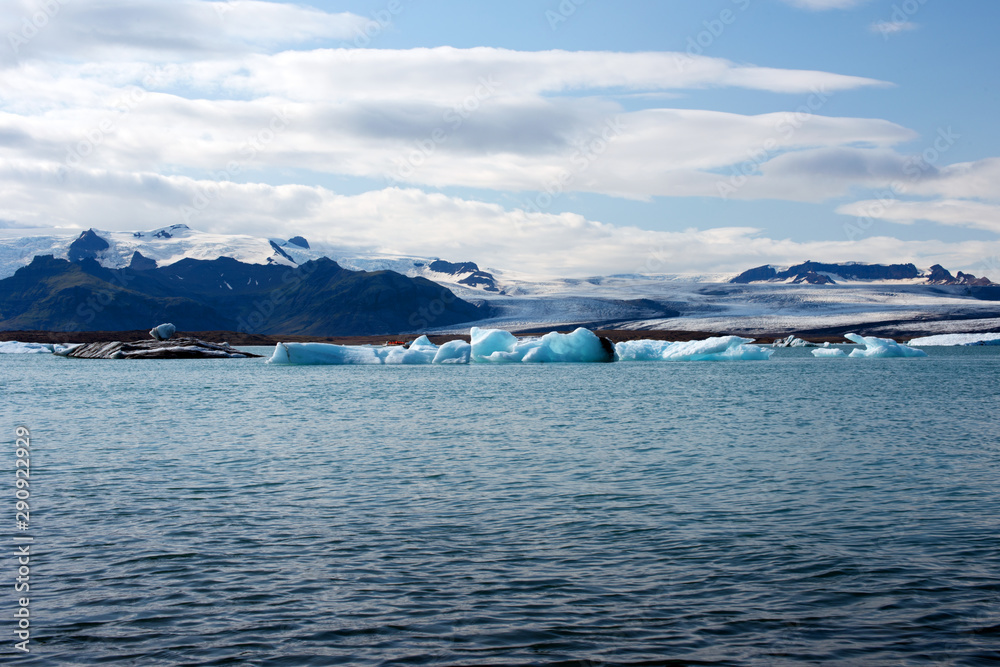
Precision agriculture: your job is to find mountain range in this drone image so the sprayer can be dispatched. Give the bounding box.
[0,226,998,337]
[0,253,484,335]
[730,261,995,286]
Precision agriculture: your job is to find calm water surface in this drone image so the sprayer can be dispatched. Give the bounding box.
[2,346,999,665]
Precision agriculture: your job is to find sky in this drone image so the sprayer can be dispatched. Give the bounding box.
[1,0,999,277]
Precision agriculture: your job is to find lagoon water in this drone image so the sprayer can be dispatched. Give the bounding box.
[3,346,1000,665]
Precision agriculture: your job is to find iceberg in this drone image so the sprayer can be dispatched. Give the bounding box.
[0,341,80,355]
[269,337,472,365]
[149,323,177,341]
[811,347,848,358]
[470,327,614,363]
[615,336,774,362]
[269,327,615,365]
[845,333,927,358]
[267,328,778,366]
[906,333,1000,346]
[0,341,58,354]
[772,335,818,348]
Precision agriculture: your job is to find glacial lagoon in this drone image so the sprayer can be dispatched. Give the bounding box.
[2,345,999,665]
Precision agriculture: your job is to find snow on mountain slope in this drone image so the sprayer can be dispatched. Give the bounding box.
[1,226,997,336]
[0,225,323,276]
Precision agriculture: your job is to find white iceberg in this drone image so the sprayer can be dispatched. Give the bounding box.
[268,336,473,366]
[432,339,472,364]
[0,341,80,355]
[906,333,1000,346]
[845,333,927,358]
[0,341,57,354]
[614,336,773,361]
[811,347,848,358]
[149,323,177,341]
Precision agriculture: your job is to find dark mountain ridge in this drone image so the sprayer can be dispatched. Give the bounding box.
[0,255,486,335]
[731,261,995,286]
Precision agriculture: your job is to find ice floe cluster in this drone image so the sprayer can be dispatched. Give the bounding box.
[615,336,773,362]
[0,341,78,355]
[268,328,773,365]
[810,334,926,358]
[269,328,616,365]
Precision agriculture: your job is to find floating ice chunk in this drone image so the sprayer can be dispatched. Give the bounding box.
[812,347,848,358]
[383,344,437,365]
[845,333,927,358]
[408,335,436,349]
[470,327,520,362]
[470,327,613,363]
[433,340,471,364]
[270,328,615,365]
[615,336,773,361]
[521,328,614,363]
[268,339,469,365]
[907,333,1000,346]
[149,323,176,341]
[772,335,817,348]
[0,341,56,354]
[269,342,384,365]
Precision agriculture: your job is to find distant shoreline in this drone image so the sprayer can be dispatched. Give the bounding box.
[5,321,997,346]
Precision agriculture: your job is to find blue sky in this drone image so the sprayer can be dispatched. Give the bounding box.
[1,0,998,276]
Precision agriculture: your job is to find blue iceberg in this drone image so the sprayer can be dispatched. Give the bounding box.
[844,333,927,358]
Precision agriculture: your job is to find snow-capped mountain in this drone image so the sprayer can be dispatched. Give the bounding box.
[0,224,514,295]
[1,226,998,337]
[730,261,995,286]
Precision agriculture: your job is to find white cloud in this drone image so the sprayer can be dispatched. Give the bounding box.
[870,20,918,36]
[836,199,1000,233]
[0,0,995,278]
[0,0,368,64]
[3,158,999,276]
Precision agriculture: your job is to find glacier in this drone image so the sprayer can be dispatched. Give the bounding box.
[844,333,927,358]
[268,328,773,365]
[907,333,1000,346]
